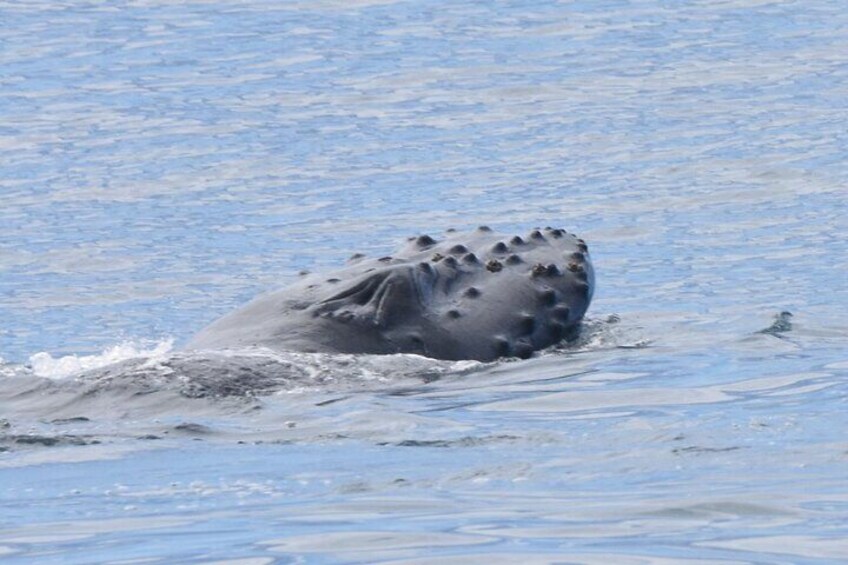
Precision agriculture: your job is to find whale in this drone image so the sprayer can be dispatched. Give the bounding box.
[186,226,594,362]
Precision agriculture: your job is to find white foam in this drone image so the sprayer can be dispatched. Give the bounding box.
[29,339,174,380]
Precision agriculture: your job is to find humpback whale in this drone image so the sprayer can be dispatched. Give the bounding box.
[187,227,594,361]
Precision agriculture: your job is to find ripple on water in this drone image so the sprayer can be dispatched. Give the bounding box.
[2,0,848,562]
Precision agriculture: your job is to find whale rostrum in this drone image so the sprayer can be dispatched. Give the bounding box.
[187,227,595,361]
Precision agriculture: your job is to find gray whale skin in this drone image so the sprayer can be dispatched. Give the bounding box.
[187,226,594,362]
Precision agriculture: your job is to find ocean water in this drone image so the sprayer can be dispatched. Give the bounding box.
[2,0,848,563]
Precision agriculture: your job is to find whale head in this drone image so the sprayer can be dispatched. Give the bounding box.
[187,227,594,361]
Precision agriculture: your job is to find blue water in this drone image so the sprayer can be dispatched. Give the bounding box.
[2,0,848,562]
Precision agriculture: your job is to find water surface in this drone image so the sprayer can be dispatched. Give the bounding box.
[2,0,848,563]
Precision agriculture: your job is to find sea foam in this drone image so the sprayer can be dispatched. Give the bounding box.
[29,339,174,380]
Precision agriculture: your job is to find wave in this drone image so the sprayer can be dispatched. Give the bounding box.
[28,339,176,380]
[0,319,626,457]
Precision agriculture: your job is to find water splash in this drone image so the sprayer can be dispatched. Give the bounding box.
[28,339,175,380]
